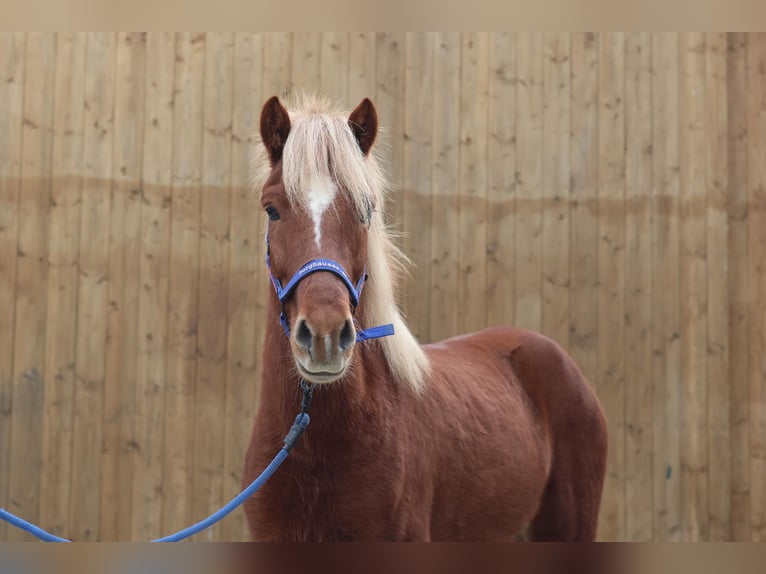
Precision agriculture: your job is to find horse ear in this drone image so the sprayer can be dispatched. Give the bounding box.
[260,96,291,165]
[348,98,378,156]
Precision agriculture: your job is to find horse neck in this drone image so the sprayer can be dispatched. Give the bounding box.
[258,296,391,432]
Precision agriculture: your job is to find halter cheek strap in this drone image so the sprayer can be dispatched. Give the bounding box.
[266,231,394,342]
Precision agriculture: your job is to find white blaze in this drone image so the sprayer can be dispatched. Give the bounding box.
[308,177,337,247]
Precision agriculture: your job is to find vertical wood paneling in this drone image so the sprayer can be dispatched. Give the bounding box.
[161,31,204,539]
[597,32,626,541]
[191,32,234,541]
[429,33,461,342]
[402,33,433,341]
[39,33,85,538]
[263,33,291,101]
[679,33,709,541]
[541,32,570,347]
[221,31,264,542]
[623,32,654,541]
[131,32,174,540]
[348,33,376,105]
[747,33,766,542]
[514,33,544,333]
[0,33,26,541]
[568,32,599,423]
[1,33,765,543]
[458,33,489,335]
[485,33,516,329]
[652,32,682,541]
[319,33,348,104]
[291,33,321,93]
[705,32,731,542]
[373,33,405,231]
[101,31,145,541]
[7,32,57,541]
[70,32,116,541]
[727,32,751,542]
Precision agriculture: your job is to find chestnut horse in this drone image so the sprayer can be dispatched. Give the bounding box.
[242,95,608,542]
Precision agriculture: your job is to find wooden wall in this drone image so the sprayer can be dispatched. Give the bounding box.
[0,32,764,542]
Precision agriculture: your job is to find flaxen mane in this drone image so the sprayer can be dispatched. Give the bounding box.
[251,95,430,392]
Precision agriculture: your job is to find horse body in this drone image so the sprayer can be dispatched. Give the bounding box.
[243,320,606,541]
[242,94,607,542]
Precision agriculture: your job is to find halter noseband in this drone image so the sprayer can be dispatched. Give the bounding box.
[265,228,395,343]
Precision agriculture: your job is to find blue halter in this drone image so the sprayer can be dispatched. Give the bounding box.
[265,229,394,343]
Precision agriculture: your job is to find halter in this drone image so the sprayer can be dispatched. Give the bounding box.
[265,227,395,343]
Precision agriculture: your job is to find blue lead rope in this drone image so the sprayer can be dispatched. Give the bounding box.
[0,412,310,543]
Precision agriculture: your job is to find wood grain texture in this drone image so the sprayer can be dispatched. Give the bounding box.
[221,31,264,542]
[191,31,234,541]
[429,32,461,342]
[458,33,489,336]
[623,32,654,541]
[747,32,766,542]
[38,33,85,539]
[704,32,730,542]
[485,32,516,330]
[160,31,204,539]
[7,32,56,541]
[540,32,570,347]
[597,32,626,541]
[726,32,751,542]
[101,31,146,541]
[0,32,26,541]
[679,32,709,541]
[514,33,544,333]
[402,33,433,341]
[131,32,174,540]
[652,32,682,541]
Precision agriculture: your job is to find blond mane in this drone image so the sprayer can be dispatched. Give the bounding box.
[251,94,431,393]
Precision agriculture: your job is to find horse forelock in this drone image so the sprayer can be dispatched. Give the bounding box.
[251,94,431,392]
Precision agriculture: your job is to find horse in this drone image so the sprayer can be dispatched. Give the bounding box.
[241,94,608,542]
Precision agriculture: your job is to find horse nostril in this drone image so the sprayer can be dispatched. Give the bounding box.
[295,319,313,352]
[339,319,355,351]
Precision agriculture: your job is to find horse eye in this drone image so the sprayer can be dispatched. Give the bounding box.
[265,206,280,221]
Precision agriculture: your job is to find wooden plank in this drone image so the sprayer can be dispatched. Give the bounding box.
[373,33,405,234]
[70,32,116,541]
[726,32,751,542]
[101,31,146,542]
[514,33,544,333]
[679,32,709,542]
[263,33,291,101]
[748,32,766,543]
[704,32,730,542]
[0,32,26,542]
[131,31,174,540]
[458,32,489,336]
[191,31,234,541]
[160,31,204,538]
[597,31,626,541]
[484,33,516,329]
[429,32,461,341]
[401,33,433,341]
[38,32,86,539]
[568,32,599,437]
[652,32,682,542]
[348,33,376,104]
[623,32,654,541]
[319,33,349,105]
[7,32,57,541]
[540,32,570,347]
[221,31,264,542]
[291,32,321,94]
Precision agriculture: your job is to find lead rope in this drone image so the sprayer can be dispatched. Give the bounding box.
[0,380,315,543]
